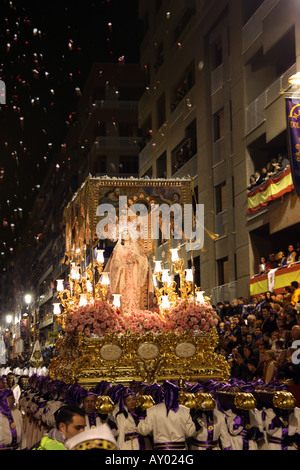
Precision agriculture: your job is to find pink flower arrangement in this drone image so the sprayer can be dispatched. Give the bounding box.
[63,298,218,339]
[165,298,218,334]
[122,310,167,335]
[64,300,125,338]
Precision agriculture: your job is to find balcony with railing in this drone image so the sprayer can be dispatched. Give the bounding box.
[139,122,168,170]
[242,0,280,53]
[92,136,142,152]
[245,63,296,135]
[211,281,238,305]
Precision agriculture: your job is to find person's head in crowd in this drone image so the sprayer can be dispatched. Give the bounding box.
[246,333,254,345]
[55,405,86,440]
[253,326,262,338]
[290,281,299,292]
[271,330,280,342]
[291,325,300,340]
[6,373,15,388]
[247,314,256,326]
[0,377,7,390]
[264,350,276,363]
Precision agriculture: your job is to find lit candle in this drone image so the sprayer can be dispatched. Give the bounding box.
[70,263,80,280]
[154,260,162,272]
[113,294,121,308]
[196,291,205,304]
[185,269,193,283]
[79,294,87,307]
[170,248,179,262]
[86,279,93,292]
[96,249,104,264]
[161,295,170,310]
[56,279,64,292]
[161,269,169,283]
[100,272,110,286]
[53,303,61,315]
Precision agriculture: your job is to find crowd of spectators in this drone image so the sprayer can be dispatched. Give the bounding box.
[247,154,290,192]
[2,346,56,371]
[214,281,300,385]
[257,244,300,274]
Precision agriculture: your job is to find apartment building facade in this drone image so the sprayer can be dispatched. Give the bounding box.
[137,0,300,303]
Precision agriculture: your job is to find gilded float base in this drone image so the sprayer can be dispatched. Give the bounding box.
[49,328,230,388]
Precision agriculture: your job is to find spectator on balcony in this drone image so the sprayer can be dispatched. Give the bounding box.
[260,166,269,182]
[276,251,287,268]
[287,245,297,266]
[266,161,277,178]
[277,154,290,170]
[258,256,267,274]
[247,175,257,192]
[254,170,263,186]
[266,253,277,271]
[295,242,300,261]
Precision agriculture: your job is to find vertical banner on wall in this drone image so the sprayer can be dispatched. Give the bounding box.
[285,97,300,196]
[20,318,28,341]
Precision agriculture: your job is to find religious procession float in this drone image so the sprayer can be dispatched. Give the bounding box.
[48,176,231,388]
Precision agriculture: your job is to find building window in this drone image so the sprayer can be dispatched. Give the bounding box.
[156,151,167,178]
[141,167,153,178]
[213,108,224,142]
[215,182,226,214]
[171,61,195,112]
[119,155,139,175]
[157,93,166,129]
[94,156,107,175]
[154,41,164,71]
[217,257,229,286]
[171,119,197,174]
[213,37,223,69]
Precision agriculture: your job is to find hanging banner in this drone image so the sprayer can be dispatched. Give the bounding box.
[20,318,28,341]
[0,337,6,364]
[285,97,300,196]
[247,167,294,214]
[29,340,44,368]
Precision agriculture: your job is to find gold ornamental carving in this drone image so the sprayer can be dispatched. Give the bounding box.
[49,329,230,388]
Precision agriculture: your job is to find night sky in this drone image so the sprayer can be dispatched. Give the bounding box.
[0,0,142,267]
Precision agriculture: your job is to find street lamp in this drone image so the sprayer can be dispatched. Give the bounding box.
[24,294,32,305]
[288,72,300,86]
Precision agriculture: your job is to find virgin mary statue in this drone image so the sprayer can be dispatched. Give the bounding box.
[103,230,154,315]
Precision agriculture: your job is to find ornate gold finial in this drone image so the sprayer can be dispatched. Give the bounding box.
[273,391,296,410]
[234,392,257,410]
[95,396,115,414]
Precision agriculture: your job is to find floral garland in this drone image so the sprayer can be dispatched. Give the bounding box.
[165,298,218,334]
[64,300,125,338]
[63,298,218,338]
[122,310,167,335]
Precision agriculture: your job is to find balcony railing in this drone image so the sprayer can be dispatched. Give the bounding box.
[211,281,238,305]
[250,262,300,296]
[139,122,168,169]
[211,64,223,95]
[245,63,296,135]
[93,136,142,151]
[242,0,280,53]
